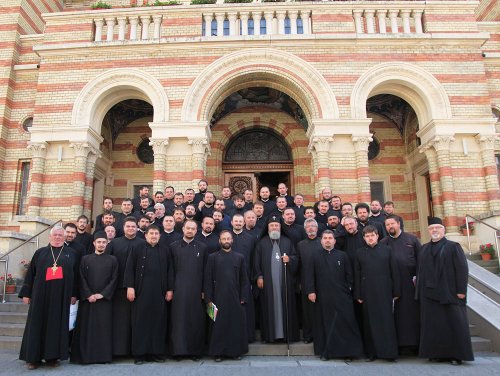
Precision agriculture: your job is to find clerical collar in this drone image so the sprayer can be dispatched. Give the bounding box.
[233,229,243,235]
[125,234,136,240]
[368,243,378,248]
[389,230,402,239]
[123,212,132,216]
[308,235,317,240]
[95,250,105,255]
[164,230,174,234]
[202,231,212,237]
[261,199,269,202]
[280,194,287,197]
[204,204,213,208]
[371,212,381,217]
[183,237,194,244]
[324,247,333,254]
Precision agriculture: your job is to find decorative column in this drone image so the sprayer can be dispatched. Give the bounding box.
[26,142,48,217]
[240,13,249,36]
[228,12,238,36]
[83,148,101,219]
[432,136,458,232]
[376,10,387,34]
[401,9,411,34]
[289,10,298,35]
[420,144,445,220]
[153,15,162,39]
[413,10,424,34]
[364,10,376,34]
[70,143,92,218]
[94,19,104,41]
[188,138,210,187]
[129,17,139,40]
[105,17,115,41]
[388,10,399,33]
[150,138,170,194]
[476,135,500,211]
[216,13,225,37]
[277,11,286,35]
[310,148,319,199]
[141,16,151,40]
[353,10,364,33]
[203,13,214,37]
[264,12,274,35]
[253,12,262,36]
[117,17,127,41]
[301,11,310,34]
[352,136,372,203]
[309,137,333,193]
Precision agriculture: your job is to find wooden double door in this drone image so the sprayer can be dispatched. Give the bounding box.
[224,171,291,199]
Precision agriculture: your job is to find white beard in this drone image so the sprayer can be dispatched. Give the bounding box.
[269,231,281,240]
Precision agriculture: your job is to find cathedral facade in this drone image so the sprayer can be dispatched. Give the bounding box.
[0,0,498,247]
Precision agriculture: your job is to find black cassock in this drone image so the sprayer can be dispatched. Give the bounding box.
[195,232,220,255]
[159,231,182,248]
[106,235,146,356]
[305,248,363,359]
[296,237,321,341]
[204,250,249,357]
[354,243,400,359]
[232,230,257,342]
[416,238,474,361]
[169,239,208,356]
[19,245,79,363]
[124,241,172,357]
[380,232,421,347]
[71,253,118,364]
[254,235,299,343]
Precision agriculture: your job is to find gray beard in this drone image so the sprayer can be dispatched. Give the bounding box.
[269,231,281,240]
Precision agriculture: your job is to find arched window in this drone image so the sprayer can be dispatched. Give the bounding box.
[224,130,291,163]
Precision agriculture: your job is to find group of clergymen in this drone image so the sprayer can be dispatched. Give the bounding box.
[18,181,474,369]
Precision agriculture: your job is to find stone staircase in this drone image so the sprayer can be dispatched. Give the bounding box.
[0,291,494,354]
[467,253,500,275]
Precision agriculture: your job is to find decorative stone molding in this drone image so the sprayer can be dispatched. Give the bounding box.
[352,135,373,152]
[308,137,333,153]
[70,142,93,158]
[476,134,497,150]
[430,135,455,152]
[181,48,338,127]
[149,138,170,156]
[351,62,452,127]
[27,142,48,158]
[188,138,210,155]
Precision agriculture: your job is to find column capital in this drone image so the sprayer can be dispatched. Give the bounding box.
[87,147,101,164]
[308,137,333,153]
[70,142,92,158]
[376,10,387,18]
[475,134,497,150]
[150,138,170,155]
[188,137,210,155]
[430,135,455,152]
[27,142,48,158]
[352,135,373,152]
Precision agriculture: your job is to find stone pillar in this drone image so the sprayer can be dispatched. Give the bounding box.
[204,14,214,37]
[150,138,170,194]
[216,13,225,37]
[309,148,319,199]
[105,17,115,41]
[376,10,387,34]
[353,10,364,33]
[70,142,92,219]
[413,10,423,34]
[352,136,372,203]
[153,15,162,39]
[117,17,127,41]
[301,11,311,34]
[277,11,286,35]
[129,17,139,40]
[94,19,104,41]
[289,10,298,35]
[476,135,500,211]
[83,148,101,219]
[401,10,411,33]
[228,12,238,36]
[26,142,48,217]
[309,137,332,193]
[141,16,151,40]
[364,10,376,34]
[188,138,210,187]
[264,12,274,35]
[421,145,444,221]
[432,136,458,232]
[388,10,399,33]
[240,13,249,36]
[253,12,262,36]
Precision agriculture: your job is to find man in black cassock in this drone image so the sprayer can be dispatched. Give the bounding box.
[354,225,400,362]
[306,230,364,361]
[169,219,208,360]
[380,215,421,353]
[106,216,145,357]
[296,218,321,343]
[231,213,257,342]
[204,231,249,362]
[74,215,93,255]
[416,217,473,365]
[282,208,306,246]
[19,227,79,370]
[159,215,182,247]
[254,216,299,343]
[194,216,220,254]
[125,225,173,364]
[71,232,118,364]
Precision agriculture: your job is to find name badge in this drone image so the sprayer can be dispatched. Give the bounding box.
[46,266,63,281]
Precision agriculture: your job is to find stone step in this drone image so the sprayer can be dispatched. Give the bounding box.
[0,323,25,337]
[471,336,492,352]
[0,302,28,313]
[0,293,22,303]
[0,335,22,351]
[469,324,479,337]
[248,342,314,356]
[0,311,28,324]
[472,259,499,268]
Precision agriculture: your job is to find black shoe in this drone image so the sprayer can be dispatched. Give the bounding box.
[214,357,222,362]
[150,355,165,363]
[450,359,462,366]
[303,338,313,344]
[320,356,329,361]
[134,358,145,365]
[27,362,41,370]
[365,356,376,362]
[386,358,397,363]
[233,356,242,360]
[45,360,60,368]
[344,358,353,363]
[191,356,200,362]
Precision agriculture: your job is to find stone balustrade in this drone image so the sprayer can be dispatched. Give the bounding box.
[352,8,424,34]
[93,14,163,42]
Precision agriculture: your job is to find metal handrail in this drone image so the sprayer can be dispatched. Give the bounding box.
[1,219,63,302]
[465,214,500,272]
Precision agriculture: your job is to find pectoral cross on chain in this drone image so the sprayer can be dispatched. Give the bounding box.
[52,263,58,276]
